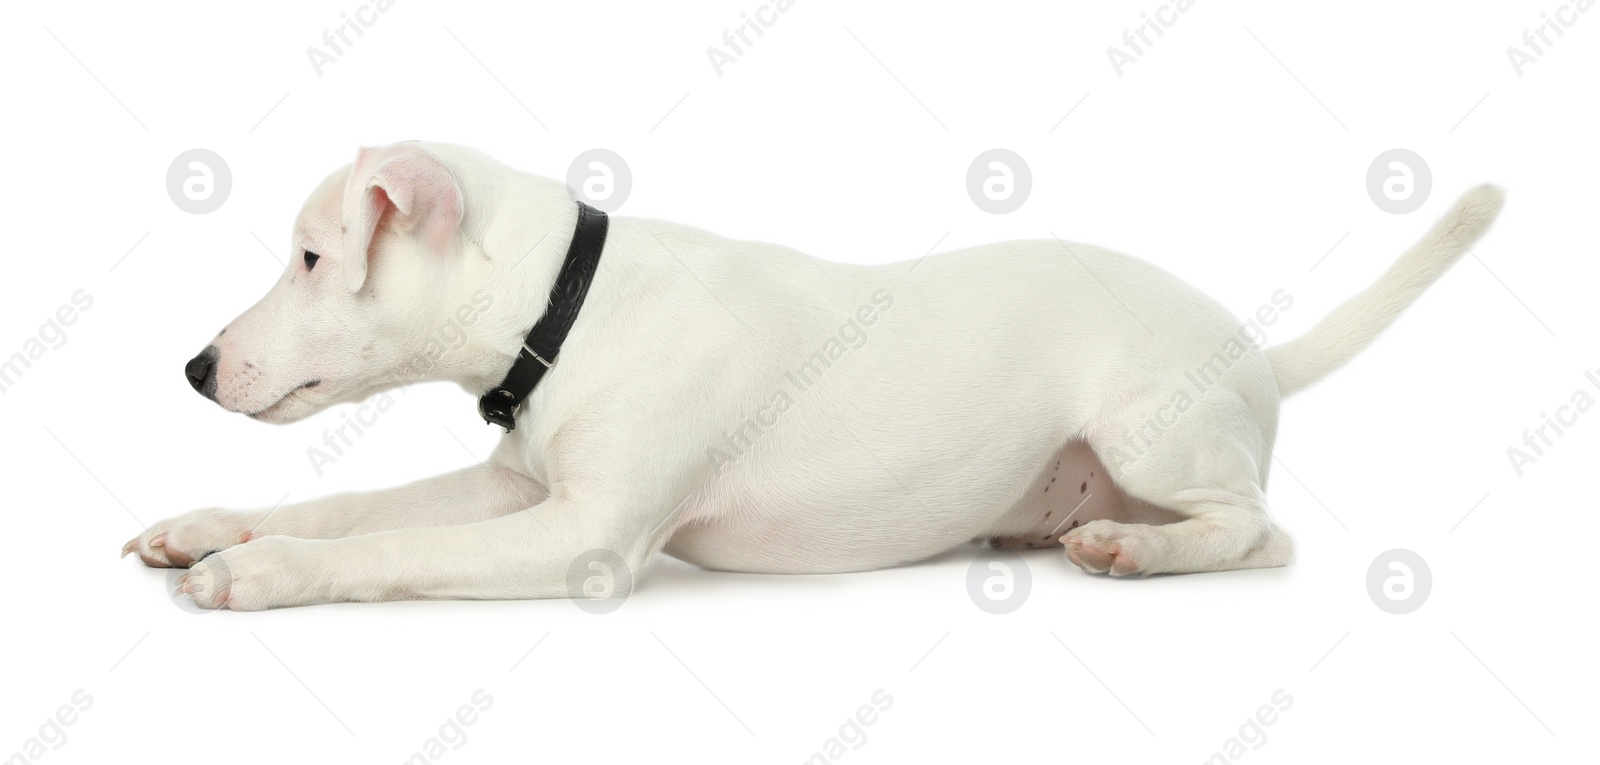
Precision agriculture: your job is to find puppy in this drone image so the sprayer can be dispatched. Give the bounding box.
[122,141,1503,609]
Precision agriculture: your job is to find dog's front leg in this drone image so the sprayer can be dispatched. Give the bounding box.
[176,495,657,610]
[123,461,545,568]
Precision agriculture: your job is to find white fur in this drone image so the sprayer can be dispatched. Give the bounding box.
[123,142,1505,609]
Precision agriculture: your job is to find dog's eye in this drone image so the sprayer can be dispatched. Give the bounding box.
[304,251,321,270]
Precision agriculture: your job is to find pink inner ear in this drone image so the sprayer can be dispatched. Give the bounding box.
[368,149,462,247]
[341,144,466,291]
[365,186,395,239]
[377,173,414,218]
[390,153,462,253]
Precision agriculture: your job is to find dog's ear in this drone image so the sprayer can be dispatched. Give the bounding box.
[340,144,464,293]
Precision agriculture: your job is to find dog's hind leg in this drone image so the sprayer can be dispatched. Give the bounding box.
[1062,391,1293,576]
[1060,485,1293,576]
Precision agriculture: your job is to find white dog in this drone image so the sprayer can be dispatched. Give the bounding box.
[122,142,1504,609]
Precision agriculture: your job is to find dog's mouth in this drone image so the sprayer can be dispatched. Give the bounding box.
[246,379,322,420]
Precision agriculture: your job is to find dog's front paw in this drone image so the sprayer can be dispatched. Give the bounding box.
[1062,520,1163,577]
[174,535,315,611]
[122,508,268,568]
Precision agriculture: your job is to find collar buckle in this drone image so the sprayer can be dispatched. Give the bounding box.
[521,343,555,369]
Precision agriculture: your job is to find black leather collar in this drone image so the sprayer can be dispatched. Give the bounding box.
[478,201,608,431]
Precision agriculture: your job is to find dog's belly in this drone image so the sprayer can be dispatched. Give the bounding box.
[662,440,1178,573]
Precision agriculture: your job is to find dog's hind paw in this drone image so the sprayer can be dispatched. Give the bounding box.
[1061,520,1159,577]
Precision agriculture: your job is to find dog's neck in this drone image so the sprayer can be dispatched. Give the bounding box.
[475,201,606,430]
[446,163,592,397]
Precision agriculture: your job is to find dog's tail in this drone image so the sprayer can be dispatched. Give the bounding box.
[1264,184,1506,398]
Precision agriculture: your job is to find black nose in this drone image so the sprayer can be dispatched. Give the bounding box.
[185,347,220,399]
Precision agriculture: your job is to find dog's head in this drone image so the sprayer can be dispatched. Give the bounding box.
[185,143,493,423]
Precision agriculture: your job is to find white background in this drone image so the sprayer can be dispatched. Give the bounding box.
[2,0,1595,762]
